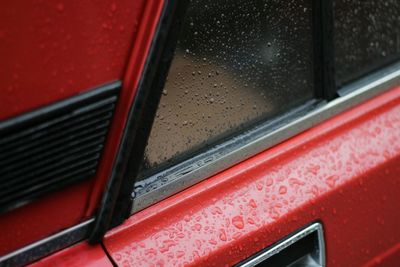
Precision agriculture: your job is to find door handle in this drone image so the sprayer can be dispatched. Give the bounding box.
[236,222,325,267]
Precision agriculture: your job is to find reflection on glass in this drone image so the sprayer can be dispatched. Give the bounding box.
[334,0,400,86]
[140,0,314,177]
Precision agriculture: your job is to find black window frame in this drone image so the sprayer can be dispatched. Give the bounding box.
[130,0,337,214]
[90,0,400,241]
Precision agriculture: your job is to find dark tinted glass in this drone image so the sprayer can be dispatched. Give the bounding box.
[334,0,400,86]
[139,0,314,178]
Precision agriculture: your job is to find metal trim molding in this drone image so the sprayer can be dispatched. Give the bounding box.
[0,219,94,267]
[236,222,325,267]
[133,61,400,213]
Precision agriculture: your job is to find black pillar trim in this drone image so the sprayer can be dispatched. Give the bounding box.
[313,0,337,100]
[89,0,190,242]
[90,0,339,242]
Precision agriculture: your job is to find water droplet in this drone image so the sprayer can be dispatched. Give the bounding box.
[248,199,257,208]
[232,216,244,229]
[326,175,339,188]
[256,182,263,191]
[176,251,185,258]
[193,223,202,231]
[209,239,217,245]
[219,229,227,241]
[266,178,273,187]
[279,186,287,194]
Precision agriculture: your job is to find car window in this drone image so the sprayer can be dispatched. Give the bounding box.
[138,0,315,179]
[334,0,400,86]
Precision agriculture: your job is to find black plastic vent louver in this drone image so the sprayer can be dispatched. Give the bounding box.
[0,81,120,213]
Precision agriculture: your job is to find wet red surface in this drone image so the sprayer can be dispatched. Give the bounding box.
[0,0,145,120]
[104,86,400,266]
[29,242,112,267]
[0,0,164,255]
[0,181,92,255]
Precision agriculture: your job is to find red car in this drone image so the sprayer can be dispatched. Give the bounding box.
[1,0,399,266]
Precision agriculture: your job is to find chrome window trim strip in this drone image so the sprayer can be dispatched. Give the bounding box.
[0,218,94,267]
[132,62,400,213]
[236,222,325,267]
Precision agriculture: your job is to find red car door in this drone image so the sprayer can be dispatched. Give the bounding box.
[1,0,400,266]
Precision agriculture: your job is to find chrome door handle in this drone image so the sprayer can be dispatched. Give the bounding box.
[236,222,325,267]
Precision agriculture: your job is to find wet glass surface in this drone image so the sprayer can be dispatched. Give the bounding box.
[334,0,400,86]
[139,0,315,178]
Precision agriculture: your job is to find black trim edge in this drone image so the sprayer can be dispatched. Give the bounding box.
[0,219,94,267]
[0,81,121,213]
[88,0,190,242]
[0,81,120,133]
[313,0,337,100]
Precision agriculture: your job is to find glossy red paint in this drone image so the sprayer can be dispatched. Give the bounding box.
[0,180,91,255]
[364,243,400,267]
[0,0,164,255]
[28,242,112,267]
[0,0,144,120]
[85,0,165,217]
[104,87,400,266]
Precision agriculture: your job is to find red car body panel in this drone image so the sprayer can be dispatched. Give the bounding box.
[85,0,164,217]
[28,242,112,267]
[0,180,91,255]
[1,1,400,266]
[364,243,400,267]
[103,86,400,267]
[0,0,144,121]
[0,0,164,255]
